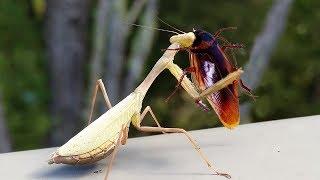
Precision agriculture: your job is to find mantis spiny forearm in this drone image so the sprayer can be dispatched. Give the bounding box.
[166,61,243,100]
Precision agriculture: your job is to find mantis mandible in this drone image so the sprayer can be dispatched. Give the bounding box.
[48,32,243,180]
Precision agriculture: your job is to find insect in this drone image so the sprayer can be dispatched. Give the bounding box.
[170,28,254,129]
[48,36,243,179]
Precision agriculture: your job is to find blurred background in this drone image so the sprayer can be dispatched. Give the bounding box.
[0,0,319,152]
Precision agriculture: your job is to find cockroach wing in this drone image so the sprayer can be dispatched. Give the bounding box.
[189,52,239,129]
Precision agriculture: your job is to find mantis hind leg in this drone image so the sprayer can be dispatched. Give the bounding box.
[88,79,113,125]
[104,125,127,180]
[132,107,231,179]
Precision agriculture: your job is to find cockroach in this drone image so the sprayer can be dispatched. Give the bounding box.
[170,28,254,129]
[48,36,242,179]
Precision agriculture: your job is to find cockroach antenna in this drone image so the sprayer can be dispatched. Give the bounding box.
[126,22,180,35]
[156,16,186,34]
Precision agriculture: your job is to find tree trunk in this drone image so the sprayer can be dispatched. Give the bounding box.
[123,0,158,96]
[89,0,111,91]
[103,0,146,104]
[45,0,90,145]
[104,3,126,104]
[0,93,11,152]
[240,0,294,122]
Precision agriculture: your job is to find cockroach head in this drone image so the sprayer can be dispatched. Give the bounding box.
[192,29,215,47]
[169,32,196,48]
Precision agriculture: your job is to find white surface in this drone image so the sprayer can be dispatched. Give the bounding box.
[0,115,319,180]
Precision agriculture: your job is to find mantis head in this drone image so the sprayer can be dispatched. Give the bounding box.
[169,32,195,48]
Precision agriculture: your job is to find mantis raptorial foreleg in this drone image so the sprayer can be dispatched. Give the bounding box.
[166,62,243,100]
[131,107,231,179]
[104,125,128,180]
[88,79,113,125]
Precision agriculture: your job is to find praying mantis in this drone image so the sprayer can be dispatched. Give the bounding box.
[48,32,243,180]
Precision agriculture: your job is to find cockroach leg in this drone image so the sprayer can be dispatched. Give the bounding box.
[217,36,232,45]
[221,43,245,51]
[132,108,231,179]
[239,79,257,100]
[88,79,113,125]
[161,47,198,52]
[104,125,126,180]
[214,27,237,38]
[239,79,251,92]
[195,99,210,112]
[140,106,165,134]
[216,36,240,68]
[161,47,186,51]
[165,67,196,102]
[165,85,181,103]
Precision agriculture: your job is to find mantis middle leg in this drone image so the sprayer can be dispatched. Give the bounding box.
[132,106,231,179]
[87,80,163,129]
[140,106,164,131]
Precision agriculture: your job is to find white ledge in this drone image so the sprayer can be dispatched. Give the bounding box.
[0,115,319,180]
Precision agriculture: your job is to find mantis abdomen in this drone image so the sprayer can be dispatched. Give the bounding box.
[48,92,142,165]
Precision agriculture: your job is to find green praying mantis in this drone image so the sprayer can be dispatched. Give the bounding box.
[48,32,243,180]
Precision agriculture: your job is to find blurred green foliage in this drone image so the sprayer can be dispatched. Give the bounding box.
[0,0,319,150]
[0,1,49,150]
[251,0,320,121]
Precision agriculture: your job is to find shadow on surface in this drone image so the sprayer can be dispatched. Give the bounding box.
[31,164,99,179]
[147,171,213,176]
